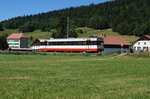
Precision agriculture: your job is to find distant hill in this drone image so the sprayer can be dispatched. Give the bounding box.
[0,0,150,36]
[0,27,139,47]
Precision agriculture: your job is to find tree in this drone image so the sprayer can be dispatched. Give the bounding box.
[78,29,84,34]
[88,16,110,30]
[117,22,135,35]
[30,36,33,41]
[19,22,35,32]
[69,28,78,38]
[51,15,67,38]
[0,34,8,50]
[134,24,148,36]
[0,23,4,31]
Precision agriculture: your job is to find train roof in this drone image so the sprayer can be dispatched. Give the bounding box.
[40,37,103,42]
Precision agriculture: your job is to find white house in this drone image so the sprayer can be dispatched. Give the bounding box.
[7,33,28,48]
[133,35,150,52]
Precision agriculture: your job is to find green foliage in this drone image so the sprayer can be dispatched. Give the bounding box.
[51,16,67,38]
[1,0,150,36]
[0,23,4,31]
[134,24,149,36]
[69,28,78,38]
[78,29,84,34]
[30,35,33,41]
[19,21,36,32]
[0,34,8,50]
[51,16,78,38]
[88,16,110,30]
[117,22,135,35]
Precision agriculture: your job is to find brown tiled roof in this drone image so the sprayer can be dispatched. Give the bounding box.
[37,38,44,40]
[92,35,131,46]
[144,35,150,39]
[7,33,28,39]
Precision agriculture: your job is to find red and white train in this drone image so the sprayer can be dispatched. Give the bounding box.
[39,37,104,52]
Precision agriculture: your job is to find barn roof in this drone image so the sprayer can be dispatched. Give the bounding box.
[91,35,131,46]
[7,33,28,39]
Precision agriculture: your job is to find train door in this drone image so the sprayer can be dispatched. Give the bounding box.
[97,38,104,52]
[86,40,91,52]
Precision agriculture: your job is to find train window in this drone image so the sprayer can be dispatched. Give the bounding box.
[40,42,47,45]
[43,41,90,45]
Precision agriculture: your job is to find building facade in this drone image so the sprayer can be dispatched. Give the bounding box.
[7,33,28,48]
[133,35,150,52]
[91,35,131,53]
[30,38,43,50]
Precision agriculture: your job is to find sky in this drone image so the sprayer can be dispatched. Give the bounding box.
[0,0,111,22]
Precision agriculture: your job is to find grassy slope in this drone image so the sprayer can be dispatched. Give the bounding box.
[77,27,139,43]
[0,29,52,46]
[0,27,139,45]
[0,54,150,98]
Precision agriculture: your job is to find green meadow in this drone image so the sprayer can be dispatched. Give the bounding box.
[0,53,150,99]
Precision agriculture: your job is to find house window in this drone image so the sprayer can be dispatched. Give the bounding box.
[137,47,141,50]
[8,43,12,45]
[14,43,19,45]
[134,47,136,49]
[15,40,19,42]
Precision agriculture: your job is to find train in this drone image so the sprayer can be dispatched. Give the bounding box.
[39,37,104,53]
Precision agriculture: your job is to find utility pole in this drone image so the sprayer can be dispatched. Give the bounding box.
[67,17,69,38]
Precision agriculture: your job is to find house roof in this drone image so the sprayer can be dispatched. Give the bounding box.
[92,35,131,46]
[144,35,150,39]
[134,35,150,43]
[7,33,28,39]
[30,38,44,46]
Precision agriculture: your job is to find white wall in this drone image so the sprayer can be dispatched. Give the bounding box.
[30,46,40,50]
[7,39,20,48]
[133,40,150,51]
[104,48,130,54]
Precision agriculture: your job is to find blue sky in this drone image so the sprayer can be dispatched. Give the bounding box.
[0,0,111,22]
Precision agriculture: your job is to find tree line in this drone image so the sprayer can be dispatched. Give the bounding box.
[0,0,150,37]
[0,34,8,50]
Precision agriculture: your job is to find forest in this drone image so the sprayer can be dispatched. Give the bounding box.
[0,0,150,37]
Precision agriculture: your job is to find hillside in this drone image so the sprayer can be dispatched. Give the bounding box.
[0,0,150,37]
[0,27,139,46]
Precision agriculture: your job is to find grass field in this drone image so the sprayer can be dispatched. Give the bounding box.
[0,53,150,99]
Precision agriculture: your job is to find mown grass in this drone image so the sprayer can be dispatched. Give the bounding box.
[0,54,150,99]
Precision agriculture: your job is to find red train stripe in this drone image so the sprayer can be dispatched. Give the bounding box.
[40,48,99,52]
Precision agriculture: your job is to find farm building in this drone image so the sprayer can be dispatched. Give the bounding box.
[133,35,150,52]
[91,35,131,53]
[7,33,28,48]
[30,38,44,50]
